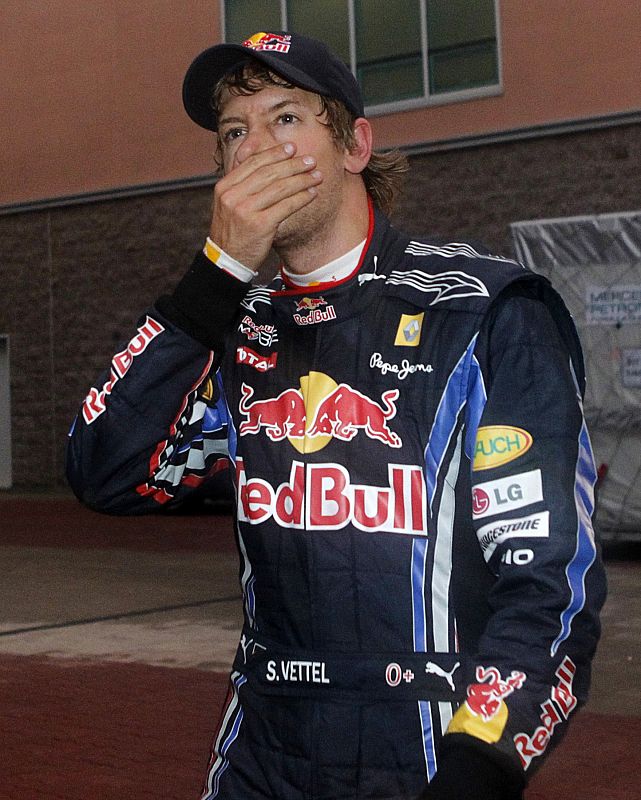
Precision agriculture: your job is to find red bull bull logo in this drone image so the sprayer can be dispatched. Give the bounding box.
[236,458,426,534]
[242,32,292,53]
[464,665,527,722]
[238,373,402,451]
[239,384,305,440]
[295,296,327,312]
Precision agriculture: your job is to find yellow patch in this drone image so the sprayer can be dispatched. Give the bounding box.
[447,701,509,744]
[204,240,222,265]
[200,378,214,401]
[473,425,533,471]
[394,313,424,347]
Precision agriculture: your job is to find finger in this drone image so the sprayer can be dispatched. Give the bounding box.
[253,183,320,230]
[220,153,318,202]
[217,175,320,243]
[242,170,322,213]
[219,142,298,188]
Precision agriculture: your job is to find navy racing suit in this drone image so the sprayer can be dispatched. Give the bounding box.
[67,202,606,799]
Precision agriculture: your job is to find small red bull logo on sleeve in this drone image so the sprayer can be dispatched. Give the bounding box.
[465,666,527,722]
[242,32,292,53]
[447,664,527,745]
[238,372,402,451]
[82,316,164,424]
[514,657,577,770]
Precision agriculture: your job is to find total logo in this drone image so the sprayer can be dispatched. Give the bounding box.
[238,372,402,453]
[293,296,337,326]
[472,470,543,519]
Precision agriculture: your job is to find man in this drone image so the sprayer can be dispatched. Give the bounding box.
[67,31,606,800]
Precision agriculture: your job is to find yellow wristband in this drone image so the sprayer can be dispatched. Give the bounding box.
[203,238,257,282]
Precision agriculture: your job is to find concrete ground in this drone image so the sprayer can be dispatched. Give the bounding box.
[0,495,639,799]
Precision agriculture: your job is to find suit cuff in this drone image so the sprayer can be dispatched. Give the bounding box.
[420,739,525,800]
[155,250,251,350]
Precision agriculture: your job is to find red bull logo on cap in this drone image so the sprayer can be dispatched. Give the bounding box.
[238,372,402,452]
[242,32,292,53]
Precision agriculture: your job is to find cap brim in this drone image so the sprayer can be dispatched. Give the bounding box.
[182,44,329,131]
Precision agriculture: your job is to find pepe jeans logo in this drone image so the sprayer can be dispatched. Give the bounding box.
[370,352,433,380]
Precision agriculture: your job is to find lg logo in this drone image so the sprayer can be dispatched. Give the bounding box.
[472,470,543,519]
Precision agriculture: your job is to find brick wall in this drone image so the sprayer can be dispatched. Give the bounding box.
[1,123,639,489]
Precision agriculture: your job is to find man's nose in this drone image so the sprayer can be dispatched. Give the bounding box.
[235,127,274,164]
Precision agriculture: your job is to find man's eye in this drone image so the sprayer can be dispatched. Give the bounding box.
[278,113,298,125]
[222,129,245,144]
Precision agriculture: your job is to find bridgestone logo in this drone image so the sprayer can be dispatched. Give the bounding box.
[476,511,550,559]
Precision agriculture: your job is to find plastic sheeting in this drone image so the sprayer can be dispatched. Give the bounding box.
[511,211,641,535]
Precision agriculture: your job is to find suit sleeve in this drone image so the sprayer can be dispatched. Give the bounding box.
[436,291,607,792]
[66,251,250,514]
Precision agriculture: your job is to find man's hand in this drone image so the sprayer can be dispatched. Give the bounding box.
[210,142,322,269]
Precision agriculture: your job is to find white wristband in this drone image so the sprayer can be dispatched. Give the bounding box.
[204,238,257,283]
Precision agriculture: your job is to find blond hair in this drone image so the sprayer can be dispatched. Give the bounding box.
[212,63,408,214]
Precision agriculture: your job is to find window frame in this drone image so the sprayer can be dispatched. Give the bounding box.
[220,0,503,116]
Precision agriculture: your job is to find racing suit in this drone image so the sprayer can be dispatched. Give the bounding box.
[67,201,606,799]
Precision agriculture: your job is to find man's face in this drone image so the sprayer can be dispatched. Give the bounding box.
[217,84,349,251]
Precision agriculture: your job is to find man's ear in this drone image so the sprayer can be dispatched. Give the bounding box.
[344,118,373,174]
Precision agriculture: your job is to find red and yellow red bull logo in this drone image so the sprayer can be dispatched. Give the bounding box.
[242,32,292,53]
[238,372,402,452]
[447,665,526,744]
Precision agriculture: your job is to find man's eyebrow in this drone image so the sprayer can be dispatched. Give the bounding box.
[218,99,304,128]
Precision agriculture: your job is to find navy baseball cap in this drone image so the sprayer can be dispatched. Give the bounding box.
[183,31,364,131]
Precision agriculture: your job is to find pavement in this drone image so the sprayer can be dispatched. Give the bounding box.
[1,495,639,799]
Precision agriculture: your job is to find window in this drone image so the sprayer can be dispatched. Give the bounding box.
[223,0,501,113]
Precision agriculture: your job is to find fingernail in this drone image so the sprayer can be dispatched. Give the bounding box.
[284,143,295,155]
[303,156,315,166]
[311,170,322,179]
